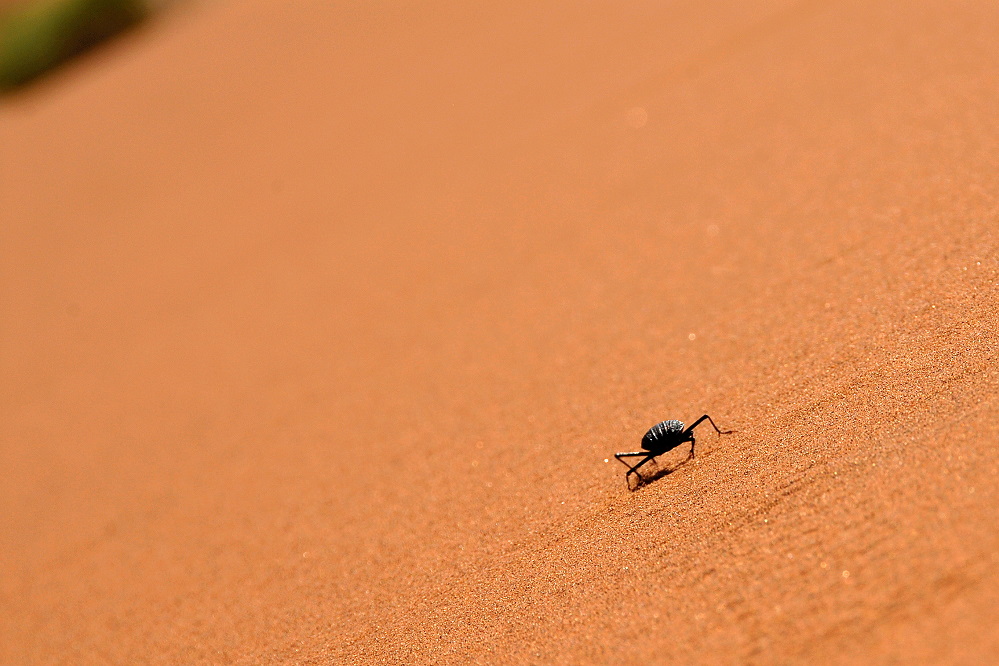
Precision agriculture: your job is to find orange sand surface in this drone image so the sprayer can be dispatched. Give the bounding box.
[2,1,998,663]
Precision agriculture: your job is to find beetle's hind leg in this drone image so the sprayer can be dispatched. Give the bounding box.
[686,414,735,437]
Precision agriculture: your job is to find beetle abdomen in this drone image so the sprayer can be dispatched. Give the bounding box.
[642,419,685,449]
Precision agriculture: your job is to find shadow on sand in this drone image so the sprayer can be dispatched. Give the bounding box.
[626,453,694,491]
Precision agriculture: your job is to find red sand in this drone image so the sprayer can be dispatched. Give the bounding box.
[2,1,998,663]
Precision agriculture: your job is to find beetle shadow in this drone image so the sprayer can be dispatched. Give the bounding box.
[627,453,694,491]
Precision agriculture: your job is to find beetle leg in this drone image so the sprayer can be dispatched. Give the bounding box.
[625,454,657,479]
[614,451,649,472]
[684,414,735,437]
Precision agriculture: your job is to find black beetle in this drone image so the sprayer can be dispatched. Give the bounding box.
[615,415,733,486]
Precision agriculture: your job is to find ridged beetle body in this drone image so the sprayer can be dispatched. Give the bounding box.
[642,419,688,451]
[615,414,733,487]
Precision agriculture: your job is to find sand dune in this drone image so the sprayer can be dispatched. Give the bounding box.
[2,1,997,663]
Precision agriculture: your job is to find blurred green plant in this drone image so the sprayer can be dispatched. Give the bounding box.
[0,0,149,91]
